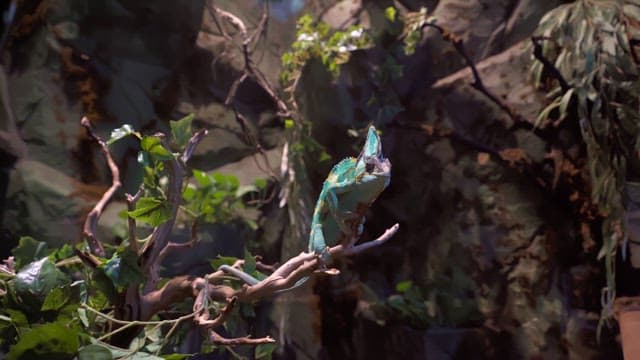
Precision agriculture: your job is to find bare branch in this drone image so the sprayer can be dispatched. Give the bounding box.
[156,220,199,267]
[210,331,275,345]
[182,129,208,163]
[142,130,207,293]
[141,276,198,320]
[337,223,400,256]
[423,24,532,126]
[229,224,400,301]
[81,116,121,257]
[196,296,236,327]
[531,36,571,93]
[207,1,287,184]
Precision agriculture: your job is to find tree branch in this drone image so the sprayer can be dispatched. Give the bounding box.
[423,23,533,126]
[142,130,207,293]
[80,116,120,257]
[210,331,275,345]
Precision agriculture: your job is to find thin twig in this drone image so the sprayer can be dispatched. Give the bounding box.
[142,131,207,293]
[423,23,532,125]
[210,331,275,345]
[156,220,199,268]
[207,1,286,184]
[81,116,121,257]
[531,36,571,93]
[196,296,236,327]
[339,223,400,256]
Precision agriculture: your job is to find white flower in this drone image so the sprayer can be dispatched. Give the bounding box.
[338,44,357,52]
[297,32,317,42]
[349,28,363,38]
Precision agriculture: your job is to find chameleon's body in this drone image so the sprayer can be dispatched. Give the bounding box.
[308,126,391,256]
[220,125,391,290]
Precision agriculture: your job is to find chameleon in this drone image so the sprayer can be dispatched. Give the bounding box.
[219,125,391,291]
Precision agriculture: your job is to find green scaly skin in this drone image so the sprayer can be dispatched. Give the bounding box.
[219,126,391,292]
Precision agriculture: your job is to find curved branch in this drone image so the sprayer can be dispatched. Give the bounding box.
[81,116,121,257]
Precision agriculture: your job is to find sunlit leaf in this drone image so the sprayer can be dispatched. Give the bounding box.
[41,286,71,311]
[141,136,174,161]
[170,114,194,149]
[127,197,171,227]
[13,258,70,299]
[107,124,139,145]
[384,6,397,22]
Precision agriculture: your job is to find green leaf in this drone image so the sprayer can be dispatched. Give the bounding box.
[210,256,238,270]
[92,268,118,305]
[129,352,165,360]
[77,308,89,327]
[107,124,139,145]
[101,250,144,290]
[41,286,71,311]
[162,354,192,360]
[384,6,397,22]
[395,280,413,293]
[13,258,70,298]
[12,237,49,269]
[255,343,277,360]
[170,114,194,149]
[127,197,171,227]
[284,119,295,129]
[49,244,74,262]
[254,178,267,189]
[141,136,174,161]
[78,344,114,360]
[7,322,79,360]
[5,309,29,330]
[192,169,211,187]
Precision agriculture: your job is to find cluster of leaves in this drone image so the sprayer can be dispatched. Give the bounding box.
[384,6,433,56]
[110,115,263,229]
[0,237,274,359]
[371,279,481,329]
[0,236,170,359]
[280,6,433,152]
[0,115,274,359]
[529,0,640,322]
[280,14,372,86]
[0,238,76,359]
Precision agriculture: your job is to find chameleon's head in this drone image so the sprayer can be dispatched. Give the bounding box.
[356,126,391,188]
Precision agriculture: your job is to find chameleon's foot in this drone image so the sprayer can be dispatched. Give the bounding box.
[318,246,332,266]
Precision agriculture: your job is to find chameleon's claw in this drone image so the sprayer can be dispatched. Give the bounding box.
[318,246,331,264]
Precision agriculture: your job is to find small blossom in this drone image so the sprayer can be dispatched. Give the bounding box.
[297,32,317,42]
[349,28,363,38]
